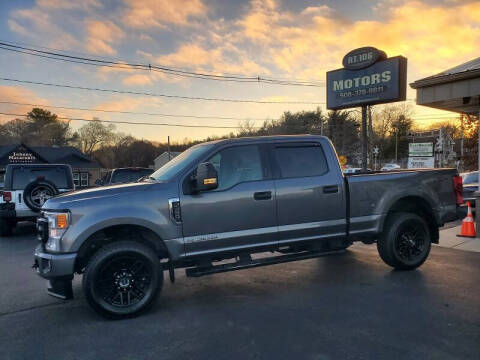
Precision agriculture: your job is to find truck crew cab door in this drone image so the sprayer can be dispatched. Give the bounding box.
[271,141,347,245]
[180,144,277,257]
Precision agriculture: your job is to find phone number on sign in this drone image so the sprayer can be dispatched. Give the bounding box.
[339,86,386,98]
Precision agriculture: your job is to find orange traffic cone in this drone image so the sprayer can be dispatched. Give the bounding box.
[457,201,476,238]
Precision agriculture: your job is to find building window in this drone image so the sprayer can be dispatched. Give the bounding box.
[81,172,89,187]
[73,172,80,187]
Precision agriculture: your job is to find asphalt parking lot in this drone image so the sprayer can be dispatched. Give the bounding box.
[1,223,479,360]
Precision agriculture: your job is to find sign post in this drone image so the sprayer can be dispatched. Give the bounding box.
[327,47,407,170]
[361,106,367,171]
[373,146,379,170]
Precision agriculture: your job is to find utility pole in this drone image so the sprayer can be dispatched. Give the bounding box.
[319,109,324,136]
[167,136,171,161]
[439,128,443,168]
[395,125,398,163]
[475,111,480,238]
[361,106,367,171]
[460,114,464,171]
[368,105,373,168]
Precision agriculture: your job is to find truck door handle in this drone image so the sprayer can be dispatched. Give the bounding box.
[323,185,339,194]
[254,191,272,200]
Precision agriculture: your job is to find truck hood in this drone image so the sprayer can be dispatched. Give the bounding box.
[43,182,156,209]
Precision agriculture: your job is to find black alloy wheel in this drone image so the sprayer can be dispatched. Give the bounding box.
[83,241,162,319]
[394,219,427,264]
[377,212,431,270]
[95,255,153,308]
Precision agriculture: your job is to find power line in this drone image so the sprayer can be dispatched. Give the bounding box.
[0,38,324,84]
[0,41,324,87]
[0,101,270,122]
[0,111,348,129]
[0,100,457,122]
[0,77,325,105]
[0,112,253,129]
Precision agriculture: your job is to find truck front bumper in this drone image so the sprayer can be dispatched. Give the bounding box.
[33,244,76,299]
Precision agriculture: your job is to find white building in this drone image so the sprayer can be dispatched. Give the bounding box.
[153,151,181,170]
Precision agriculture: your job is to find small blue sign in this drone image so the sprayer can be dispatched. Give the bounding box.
[327,56,407,110]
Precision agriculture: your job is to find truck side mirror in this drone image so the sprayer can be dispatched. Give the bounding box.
[94,179,103,186]
[192,162,218,192]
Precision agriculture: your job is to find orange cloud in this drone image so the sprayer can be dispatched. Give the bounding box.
[0,86,50,123]
[36,0,101,10]
[85,20,124,55]
[238,0,480,79]
[156,43,269,76]
[122,74,153,86]
[94,97,161,112]
[123,0,207,28]
[157,44,221,67]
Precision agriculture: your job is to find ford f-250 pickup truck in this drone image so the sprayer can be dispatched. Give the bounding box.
[33,135,463,318]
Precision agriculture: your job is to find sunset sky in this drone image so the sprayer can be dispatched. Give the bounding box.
[0,0,479,142]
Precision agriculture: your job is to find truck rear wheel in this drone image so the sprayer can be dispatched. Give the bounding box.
[83,241,162,319]
[377,212,431,270]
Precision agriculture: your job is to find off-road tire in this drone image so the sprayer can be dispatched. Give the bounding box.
[83,241,162,319]
[23,180,58,212]
[377,212,431,270]
[0,218,13,237]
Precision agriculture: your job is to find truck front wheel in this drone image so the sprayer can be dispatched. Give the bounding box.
[377,212,431,270]
[83,241,162,319]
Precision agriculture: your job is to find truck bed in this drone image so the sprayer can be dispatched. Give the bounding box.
[345,168,459,238]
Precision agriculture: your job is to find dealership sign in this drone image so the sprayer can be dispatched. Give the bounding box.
[408,157,434,169]
[409,143,433,157]
[342,47,387,70]
[327,47,407,110]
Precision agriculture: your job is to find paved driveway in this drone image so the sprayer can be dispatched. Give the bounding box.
[0,223,479,360]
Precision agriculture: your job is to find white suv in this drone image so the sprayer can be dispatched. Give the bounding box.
[381,163,401,171]
[0,164,75,236]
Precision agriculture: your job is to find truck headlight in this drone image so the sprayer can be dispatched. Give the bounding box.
[44,212,70,251]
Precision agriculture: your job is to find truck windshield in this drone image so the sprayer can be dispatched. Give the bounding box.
[150,143,214,182]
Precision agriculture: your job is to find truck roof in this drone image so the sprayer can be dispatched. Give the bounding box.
[204,134,326,146]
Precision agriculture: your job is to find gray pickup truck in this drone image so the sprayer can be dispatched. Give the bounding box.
[33,135,462,318]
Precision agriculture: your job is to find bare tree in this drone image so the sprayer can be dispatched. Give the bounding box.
[76,119,115,155]
[237,120,257,137]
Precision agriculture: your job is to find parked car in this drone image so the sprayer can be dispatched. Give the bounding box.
[343,167,361,174]
[0,164,74,236]
[461,171,478,208]
[96,167,154,186]
[381,163,401,171]
[343,167,372,174]
[34,135,461,318]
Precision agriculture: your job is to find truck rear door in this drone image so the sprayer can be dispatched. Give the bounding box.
[271,141,347,245]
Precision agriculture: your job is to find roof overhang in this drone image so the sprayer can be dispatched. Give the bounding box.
[410,66,480,115]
